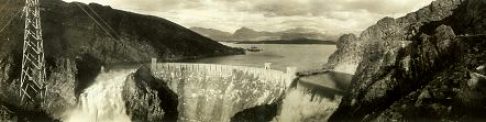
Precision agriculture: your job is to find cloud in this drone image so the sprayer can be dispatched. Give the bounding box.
[62,0,434,35]
[239,0,434,17]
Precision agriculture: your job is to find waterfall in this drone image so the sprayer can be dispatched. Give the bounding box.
[156,63,289,121]
[276,86,341,121]
[62,69,135,122]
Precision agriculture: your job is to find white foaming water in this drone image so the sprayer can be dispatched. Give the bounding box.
[333,64,358,75]
[276,89,340,122]
[62,69,135,122]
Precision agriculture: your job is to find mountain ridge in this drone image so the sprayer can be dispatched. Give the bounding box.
[190,26,339,42]
[189,27,233,41]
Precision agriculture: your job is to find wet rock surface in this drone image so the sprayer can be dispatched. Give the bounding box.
[329,0,486,121]
[230,101,280,122]
[74,54,102,98]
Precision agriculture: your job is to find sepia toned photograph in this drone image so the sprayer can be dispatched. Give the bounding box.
[0,0,485,121]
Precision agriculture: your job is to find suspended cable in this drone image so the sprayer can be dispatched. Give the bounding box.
[85,5,119,38]
[74,2,117,40]
[0,9,22,34]
[74,2,129,64]
[0,0,12,26]
[0,0,11,14]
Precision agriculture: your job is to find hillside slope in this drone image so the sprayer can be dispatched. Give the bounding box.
[0,0,242,121]
[0,0,243,63]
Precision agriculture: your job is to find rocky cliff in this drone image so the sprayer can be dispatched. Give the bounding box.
[326,0,462,74]
[328,0,486,121]
[326,34,363,74]
[0,0,243,121]
[123,66,178,122]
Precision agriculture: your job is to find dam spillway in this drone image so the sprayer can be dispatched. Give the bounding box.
[57,62,341,122]
[152,63,297,122]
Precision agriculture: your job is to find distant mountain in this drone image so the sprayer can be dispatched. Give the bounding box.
[282,27,320,33]
[190,26,339,43]
[190,27,233,41]
[235,38,336,45]
[281,27,339,40]
[231,27,280,41]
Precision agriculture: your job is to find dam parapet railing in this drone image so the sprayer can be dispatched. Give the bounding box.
[151,61,297,88]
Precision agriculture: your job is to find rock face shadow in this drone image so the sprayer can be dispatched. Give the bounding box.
[125,66,179,122]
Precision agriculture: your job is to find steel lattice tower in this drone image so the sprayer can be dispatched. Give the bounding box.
[19,0,47,104]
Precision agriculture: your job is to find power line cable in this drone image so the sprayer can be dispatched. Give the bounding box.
[0,9,22,34]
[0,0,12,25]
[74,2,117,40]
[0,0,11,14]
[75,3,128,63]
[85,5,119,38]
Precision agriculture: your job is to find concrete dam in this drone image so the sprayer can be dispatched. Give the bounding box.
[60,61,341,122]
[151,63,297,122]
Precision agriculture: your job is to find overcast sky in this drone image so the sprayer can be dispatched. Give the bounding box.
[62,0,434,35]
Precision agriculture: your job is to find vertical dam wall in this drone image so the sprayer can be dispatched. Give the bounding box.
[152,63,296,122]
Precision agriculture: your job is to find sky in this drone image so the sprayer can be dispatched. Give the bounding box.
[62,0,435,35]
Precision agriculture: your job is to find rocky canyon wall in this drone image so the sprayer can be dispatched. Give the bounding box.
[327,0,486,121]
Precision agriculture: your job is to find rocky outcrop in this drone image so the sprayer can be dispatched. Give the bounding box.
[0,0,243,120]
[326,34,362,74]
[0,56,76,121]
[123,66,179,121]
[74,54,102,98]
[230,101,279,122]
[326,0,463,74]
[329,0,486,121]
